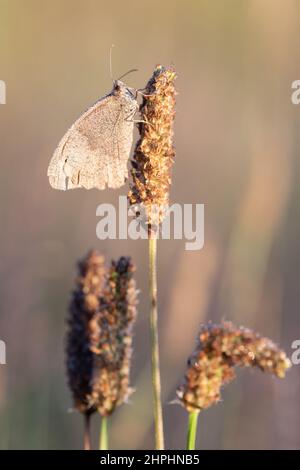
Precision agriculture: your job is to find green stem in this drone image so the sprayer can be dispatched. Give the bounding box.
[149,233,164,450]
[83,413,92,450]
[100,416,108,450]
[186,411,199,450]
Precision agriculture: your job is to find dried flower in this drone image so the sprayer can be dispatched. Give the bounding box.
[66,252,138,419]
[177,322,291,413]
[66,250,105,415]
[128,65,177,228]
[90,257,138,416]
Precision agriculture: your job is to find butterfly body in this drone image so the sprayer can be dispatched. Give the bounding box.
[47,80,138,190]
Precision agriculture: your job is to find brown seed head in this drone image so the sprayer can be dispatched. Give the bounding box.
[128,65,177,228]
[90,257,138,416]
[177,322,291,413]
[66,250,105,415]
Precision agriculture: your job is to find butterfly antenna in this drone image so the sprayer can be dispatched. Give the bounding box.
[117,69,138,81]
[109,44,115,81]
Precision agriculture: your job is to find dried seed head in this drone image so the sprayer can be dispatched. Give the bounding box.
[66,253,138,417]
[90,257,138,416]
[66,250,105,415]
[128,65,177,228]
[177,322,291,413]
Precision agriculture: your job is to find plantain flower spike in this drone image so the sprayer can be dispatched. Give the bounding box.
[66,252,138,419]
[66,250,105,416]
[177,322,291,413]
[129,65,177,231]
[90,257,138,417]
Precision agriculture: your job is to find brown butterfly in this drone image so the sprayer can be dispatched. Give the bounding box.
[47,78,138,190]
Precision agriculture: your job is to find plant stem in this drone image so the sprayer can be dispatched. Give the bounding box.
[149,231,164,450]
[83,413,92,450]
[186,411,199,450]
[100,416,108,450]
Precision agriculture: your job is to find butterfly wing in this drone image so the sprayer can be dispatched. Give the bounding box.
[47,93,136,190]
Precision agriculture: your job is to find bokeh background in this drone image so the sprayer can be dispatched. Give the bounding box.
[0,0,300,450]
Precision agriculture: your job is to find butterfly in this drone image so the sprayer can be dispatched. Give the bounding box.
[47,79,138,190]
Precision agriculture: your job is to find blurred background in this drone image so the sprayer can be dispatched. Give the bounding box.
[0,0,299,450]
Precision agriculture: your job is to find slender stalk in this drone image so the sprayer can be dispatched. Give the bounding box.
[149,230,164,449]
[99,416,108,450]
[186,411,199,450]
[83,413,92,450]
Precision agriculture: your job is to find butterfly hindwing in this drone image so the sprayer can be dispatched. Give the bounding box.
[47,83,137,190]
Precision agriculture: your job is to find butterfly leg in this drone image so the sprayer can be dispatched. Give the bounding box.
[126,116,153,127]
[136,88,156,98]
[124,108,151,126]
